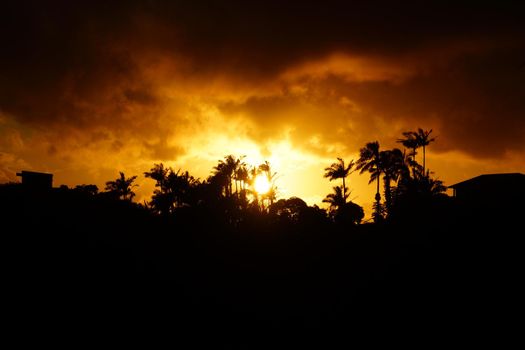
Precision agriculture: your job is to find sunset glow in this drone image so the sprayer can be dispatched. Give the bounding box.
[253,175,271,195]
[3,2,522,338]
[1,1,524,217]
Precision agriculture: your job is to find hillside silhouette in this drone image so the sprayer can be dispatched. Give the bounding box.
[3,131,523,345]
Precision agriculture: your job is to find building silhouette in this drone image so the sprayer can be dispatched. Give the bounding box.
[16,170,53,190]
[449,173,525,203]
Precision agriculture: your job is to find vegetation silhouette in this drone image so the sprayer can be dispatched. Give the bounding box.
[104,171,138,201]
[324,157,354,202]
[379,148,405,216]
[144,163,199,215]
[2,128,522,344]
[397,128,435,174]
[356,141,383,221]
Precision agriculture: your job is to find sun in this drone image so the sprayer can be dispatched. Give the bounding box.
[253,175,271,195]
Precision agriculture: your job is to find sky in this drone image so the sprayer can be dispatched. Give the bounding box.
[1,1,524,214]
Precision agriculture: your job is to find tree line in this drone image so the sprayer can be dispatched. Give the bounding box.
[92,128,446,225]
[4,127,510,340]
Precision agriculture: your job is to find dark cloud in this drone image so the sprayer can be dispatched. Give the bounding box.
[220,41,525,159]
[142,139,185,161]
[1,0,524,162]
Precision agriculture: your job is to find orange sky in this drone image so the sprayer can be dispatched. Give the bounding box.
[1,1,524,216]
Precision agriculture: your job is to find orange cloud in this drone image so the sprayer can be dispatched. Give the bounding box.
[1,1,524,216]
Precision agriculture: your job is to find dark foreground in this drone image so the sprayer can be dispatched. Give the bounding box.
[2,185,521,346]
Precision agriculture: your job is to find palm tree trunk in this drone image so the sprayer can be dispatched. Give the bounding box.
[376,171,380,201]
[374,174,382,223]
[412,147,416,178]
[384,177,391,217]
[376,171,380,197]
[342,176,346,203]
[423,145,426,175]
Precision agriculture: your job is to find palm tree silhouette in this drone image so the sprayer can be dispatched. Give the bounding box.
[397,131,419,162]
[413,128,435,174]
[324,158,354,203]
[213,155,241,197]
[323,186,365,225]
[398,129,435,174]
[144,163,169,188]
[105,172,138,201]
[412,169,447,196]
[246,165,259,209]
[166,169,197,207]
[322,185,348,212]
[258,160,273,178]
[379,148,406,216]
[233,157,248,196]
[356,141,382,207]
[144,163,199,214]
[258,161,278,208]
[236,164,249,192]
[145,163,176,214]
[264,186,278,209]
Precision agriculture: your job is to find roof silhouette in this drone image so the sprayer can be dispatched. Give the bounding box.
[449,173,525,188]
[16,170,53,189]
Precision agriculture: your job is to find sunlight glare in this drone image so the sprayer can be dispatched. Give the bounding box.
[254,175,271,194]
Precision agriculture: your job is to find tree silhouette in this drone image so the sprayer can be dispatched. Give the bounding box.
[144,163,169,187]
[323,185,348,212]
[235,162,249,192]
[323,186,364,225]
[391,167,447,220]
[234,163,249,208]
[324,158,354,203]
[397,132,419,162]
[144,163,199,214]
[258,161,278,209]
[167,169,198,207]
[264,186,278,209]
[246,165,260,209]
[379,148,406,216]
[269,197,308,222]
[105,172,138,201]
[144,163,172,214]
[338,201,365,225]
[356,141,382,221]
[413,128,435,174]
[213,155,241,197]
[74,184,99,196]
[371,201,386,223]
[411,169,447,196]
[398,128,435,174]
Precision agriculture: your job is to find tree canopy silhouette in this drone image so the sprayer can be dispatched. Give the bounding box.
[379,148,406,216]
[356,141,383,221]
[144,163,199,215]
[398,128,435,174]
[324,158,354,203]
[104,172,138,201]
[323,185,348,212]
